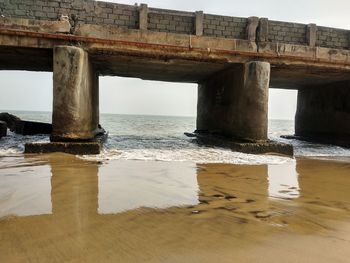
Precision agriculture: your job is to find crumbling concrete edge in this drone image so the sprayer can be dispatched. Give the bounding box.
[24,133,107,155]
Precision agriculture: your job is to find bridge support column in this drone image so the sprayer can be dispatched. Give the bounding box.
[51,46,99,142]
[197,61,270,142]
[295,82,350,147]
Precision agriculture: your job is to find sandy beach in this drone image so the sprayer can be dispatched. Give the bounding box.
[1,154,349,262]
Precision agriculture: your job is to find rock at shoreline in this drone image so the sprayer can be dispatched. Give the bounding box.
[15,120,52,135]
[0,112,53,136]
[0,112,20,132]
[0,121,7,139]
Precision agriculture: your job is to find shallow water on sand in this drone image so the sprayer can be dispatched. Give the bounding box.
[0,154,350,262]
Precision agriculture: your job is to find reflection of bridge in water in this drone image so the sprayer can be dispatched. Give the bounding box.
[1,156,350,262]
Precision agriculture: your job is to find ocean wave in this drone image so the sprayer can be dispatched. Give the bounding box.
[0,130,49,156]
[80,146,294,165]
[270,135,350,157]
[1,116,350,164]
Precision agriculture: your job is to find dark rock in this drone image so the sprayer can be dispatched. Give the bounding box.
[0,121,7,138]
[0,112,20,132]
[0,112,54,136]
[15,120,52,135]
[184,132,196,138]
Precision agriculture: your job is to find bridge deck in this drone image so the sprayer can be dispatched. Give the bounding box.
[0,13,349,89]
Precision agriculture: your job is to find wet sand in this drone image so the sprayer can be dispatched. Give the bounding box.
[0,154,350,262]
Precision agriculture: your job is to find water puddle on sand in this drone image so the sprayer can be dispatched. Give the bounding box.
[0,154,350,262]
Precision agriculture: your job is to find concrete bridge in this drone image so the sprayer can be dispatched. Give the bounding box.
[0,0,350,151]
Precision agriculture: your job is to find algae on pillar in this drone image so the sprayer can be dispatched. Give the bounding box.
[197,61,270,142]
[51,46,99,142]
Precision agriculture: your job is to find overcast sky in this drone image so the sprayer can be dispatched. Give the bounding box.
[1,0,349,119]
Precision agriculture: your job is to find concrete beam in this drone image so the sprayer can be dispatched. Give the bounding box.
[25,142,102,155]
[0,17,71,34]
[139,4,148,31]
[257,18,269,42]
[295,81,350,147]
[197,61,270,142]
[247,16,259,42]
[306,23,317,47]
[195,11,204,36]
[51,46,99,142]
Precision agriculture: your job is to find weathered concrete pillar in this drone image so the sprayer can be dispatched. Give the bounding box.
[195,11,204,36]
[139,3,148,30]
[247,16,259,41]
[197,61,270,142]
[257,18,269,42]
[51,46,99,142]
[306,23,317,47]
[295,81,350,146]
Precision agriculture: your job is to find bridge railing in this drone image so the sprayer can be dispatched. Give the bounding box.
[147,8,195,35]
[0,0,349,50]
[202,14,247,40]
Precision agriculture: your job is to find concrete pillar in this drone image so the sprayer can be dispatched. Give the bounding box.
[257,18,269,42]
[247,16,259,42]
[295,81,350,146]
[195,11,204,36]
[139,4,148,30]
[51,46,99,142]
[197,61,270,142]
[306,23,317,47]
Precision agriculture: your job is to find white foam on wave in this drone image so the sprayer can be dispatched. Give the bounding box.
[81,147,294,165]
[1,124,350,165]
[270,135,350,157]
[0,130,49,157]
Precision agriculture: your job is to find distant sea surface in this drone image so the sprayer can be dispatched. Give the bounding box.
[1,110,349,163]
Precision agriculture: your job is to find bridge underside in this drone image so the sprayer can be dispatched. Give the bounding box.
[1,45,350,147]
[0,21,349,148]
[0,46,350,89]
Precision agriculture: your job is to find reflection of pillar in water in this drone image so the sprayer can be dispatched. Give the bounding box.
[291,159,350,233]
[50,156,99,233]
[296,159,350,202]
[196,164,269,214]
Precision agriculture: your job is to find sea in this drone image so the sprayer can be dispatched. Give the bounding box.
[1,110,350,164]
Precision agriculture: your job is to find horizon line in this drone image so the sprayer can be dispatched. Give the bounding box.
[0,109,295,121]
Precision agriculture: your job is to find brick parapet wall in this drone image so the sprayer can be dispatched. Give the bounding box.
[269,20,307,45]
[0,0,349,50]
[203,14,247,40]
[316,26,349,49]
[147,8,195,35]
[0,0,139,29]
